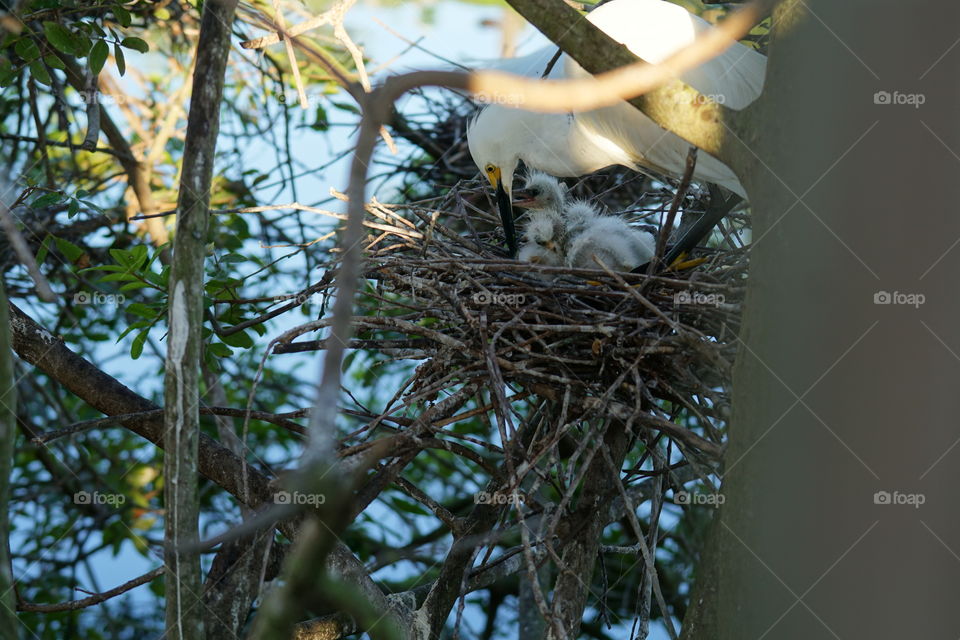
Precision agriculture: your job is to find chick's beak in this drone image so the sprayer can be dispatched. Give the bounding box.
[511,188,538,208]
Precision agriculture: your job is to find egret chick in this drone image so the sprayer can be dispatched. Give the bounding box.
[511,171,567,213]
[564,201,656,272]
[513,172,568,267]
[517,214,564,267]
[562,199,602,237]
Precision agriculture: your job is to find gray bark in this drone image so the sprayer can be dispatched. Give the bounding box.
[163,1,238,638]
[0,280,16,640]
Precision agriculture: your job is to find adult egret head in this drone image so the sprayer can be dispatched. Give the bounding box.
[468,109,521,256]
[467,106,611,256]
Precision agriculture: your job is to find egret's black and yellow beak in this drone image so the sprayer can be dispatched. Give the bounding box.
[484,165,517,256]
[495,180,517,256]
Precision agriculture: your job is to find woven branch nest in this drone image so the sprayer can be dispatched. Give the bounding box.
[288,179,748,460]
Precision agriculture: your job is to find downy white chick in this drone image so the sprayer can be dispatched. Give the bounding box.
[512,172,568,267]
[564,200,656,272]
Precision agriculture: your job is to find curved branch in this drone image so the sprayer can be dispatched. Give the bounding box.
[8,303,274,509]
[18,567,165,613]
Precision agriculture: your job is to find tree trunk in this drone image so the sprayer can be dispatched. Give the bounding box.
[685,1,960,637]
[0,279,16,640]
[163,1,238,638]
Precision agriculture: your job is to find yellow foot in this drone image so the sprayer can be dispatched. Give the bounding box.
[668,255,708,271]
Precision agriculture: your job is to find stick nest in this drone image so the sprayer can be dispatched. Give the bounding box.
[288,172,749,461]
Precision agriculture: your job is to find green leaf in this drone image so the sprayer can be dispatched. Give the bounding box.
[80,264,127,273]
[120,37,149,54]
[143,269,166,288]
[114,44,125,76]
[28,60,51,86]
[206,343,233,358]
[14,37,40,62]
[79,199,105,214]
[99,272,138,283]
[118,281,152,292]
[130,329,148,359]
[43,22,89,58]
[30,192,61,208]
[112,5,132,28]
[331,101,361,115]
[0,58,14,88]
[130,244,148,263]
[43,54,65,70]
[109,248,132,266]
[310,104,329,131]
[89,40,108,75]
[117,319,152,341]
[219,329,254,349]
[36,235,52,266]
[125,303,157,319]
[54,237,84,263]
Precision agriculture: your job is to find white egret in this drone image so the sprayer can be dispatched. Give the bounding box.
[467,0,765,254]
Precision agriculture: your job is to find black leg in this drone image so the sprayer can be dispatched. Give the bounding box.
[661,186,742,269]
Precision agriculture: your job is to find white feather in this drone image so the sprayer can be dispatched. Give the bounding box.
[518,209,565,267]
[466,0,765,198]
[565,211,656,272]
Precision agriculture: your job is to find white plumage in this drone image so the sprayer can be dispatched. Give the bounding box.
[467,0,766,205]
[517,214,565,266]
[514,172,567,267]
[562,200,656,272]
[513,173,655,272]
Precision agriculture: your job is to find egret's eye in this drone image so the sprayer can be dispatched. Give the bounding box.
[531,187,542,196]
[484,164,495,174]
